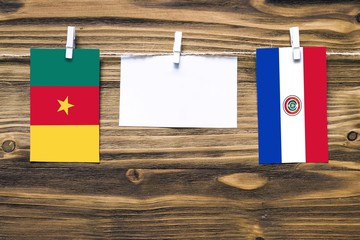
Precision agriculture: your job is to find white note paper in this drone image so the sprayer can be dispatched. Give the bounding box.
[119,55,237,128]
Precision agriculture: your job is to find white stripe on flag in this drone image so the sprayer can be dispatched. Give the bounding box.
[279,47,306,163]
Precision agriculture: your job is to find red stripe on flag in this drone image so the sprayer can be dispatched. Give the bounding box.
[31,86,99,125]
[303,47,328,163]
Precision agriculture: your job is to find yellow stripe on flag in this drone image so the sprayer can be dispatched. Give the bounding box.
[30,125,99,162]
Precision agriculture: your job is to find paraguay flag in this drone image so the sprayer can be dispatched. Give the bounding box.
[256,47,328,164]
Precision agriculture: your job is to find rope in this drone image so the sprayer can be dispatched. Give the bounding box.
[0,51,359,58]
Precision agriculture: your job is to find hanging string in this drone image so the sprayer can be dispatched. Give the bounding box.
[0,51,359,58]
[102,51,257,57]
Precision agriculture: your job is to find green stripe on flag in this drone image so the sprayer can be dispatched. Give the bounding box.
[30,49,100,86]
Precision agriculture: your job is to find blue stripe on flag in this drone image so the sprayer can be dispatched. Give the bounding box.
[256,48,282,164]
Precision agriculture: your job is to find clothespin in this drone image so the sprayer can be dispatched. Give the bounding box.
[66,26,76,59]
[173,31,182,64]
[290,27,301,60]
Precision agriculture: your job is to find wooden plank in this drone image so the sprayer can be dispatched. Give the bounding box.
[0,166,359,239]
[0,0,359,54]
[0,0,359,239]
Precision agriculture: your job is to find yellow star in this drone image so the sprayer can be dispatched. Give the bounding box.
[57,96,74,115]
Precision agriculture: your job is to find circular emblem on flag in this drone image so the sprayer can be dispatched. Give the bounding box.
[283,95,302,116]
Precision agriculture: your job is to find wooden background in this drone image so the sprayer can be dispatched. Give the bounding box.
[0,0,359,239]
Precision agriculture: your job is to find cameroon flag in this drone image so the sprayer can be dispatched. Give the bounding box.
[30,49,100,162]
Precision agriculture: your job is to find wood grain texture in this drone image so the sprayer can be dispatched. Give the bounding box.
[0,0,359,239]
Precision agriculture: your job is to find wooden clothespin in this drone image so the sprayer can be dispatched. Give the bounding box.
[290,27,301,61]
[173,31,182,64]
[66,26,76,59]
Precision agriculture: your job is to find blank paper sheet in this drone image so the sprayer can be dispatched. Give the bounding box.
[119,55,237,128]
